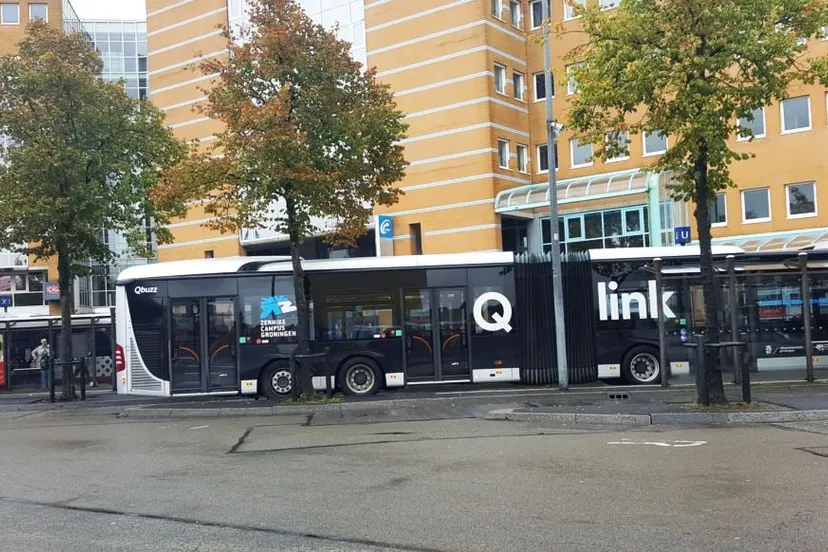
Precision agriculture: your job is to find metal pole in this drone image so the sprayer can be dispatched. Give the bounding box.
[654,259,668,388]
[800,252,814,382]
[541,0,568,389]
[110,307,117,392]
[727,256,741,385]
[697,334,709,405]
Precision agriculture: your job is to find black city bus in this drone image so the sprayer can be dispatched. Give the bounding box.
[115,247,828,397]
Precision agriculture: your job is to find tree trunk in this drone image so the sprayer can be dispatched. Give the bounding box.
[286,201,314,398]
[693,144,726,404]
[57,248,74,400]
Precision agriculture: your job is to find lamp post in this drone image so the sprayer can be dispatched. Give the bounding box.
[542,0,568,389]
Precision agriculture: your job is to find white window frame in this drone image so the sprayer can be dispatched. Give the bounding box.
[517,144,529,173]
[494,63,507,95]
[530,0,543,29]
[536,144,557,173]
[513,71,525,101]
[605,131,630,163]
[533,71,553,102]
[570,138,593,169]
[566,63,583,95]
[711,192,727,227]
[780,96,811,135]
[492,0,504,19]
[28,3,47,21]
[1,3,20,25]
[741,188,772,224]
[736,107,766,141]
[510,0,521,27]
[643,131,668,156]
[497,139,511,169]
[785,181,818,219]
[564,0,584,21]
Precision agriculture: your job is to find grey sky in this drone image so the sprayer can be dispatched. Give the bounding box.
[69,0,146,21]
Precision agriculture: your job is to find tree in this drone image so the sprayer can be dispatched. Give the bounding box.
[158,0,408,395]
[558,0,828,403]
[0,23,188,398]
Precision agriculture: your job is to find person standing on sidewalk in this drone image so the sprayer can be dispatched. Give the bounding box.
[32,338,51,390]
[85,351,97,387]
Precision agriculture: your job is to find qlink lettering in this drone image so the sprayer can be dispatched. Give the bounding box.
[597,280,676,321]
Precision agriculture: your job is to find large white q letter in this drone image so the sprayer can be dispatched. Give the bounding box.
[473,292,513,333]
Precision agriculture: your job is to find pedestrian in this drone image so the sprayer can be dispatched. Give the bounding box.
[32,338,51,390]
[85,351,97,387]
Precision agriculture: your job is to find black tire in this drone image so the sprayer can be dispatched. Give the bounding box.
[621,346,661,385]
[260,362,293,400]
[338,357,382,396]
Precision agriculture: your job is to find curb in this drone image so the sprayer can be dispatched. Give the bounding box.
[119,399,432,418]
[485,408,828,425]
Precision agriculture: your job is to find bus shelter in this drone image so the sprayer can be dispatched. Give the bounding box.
[1,311,115,391]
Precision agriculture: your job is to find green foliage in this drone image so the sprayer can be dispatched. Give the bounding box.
[565,0,828,201]
[0,23,188,275]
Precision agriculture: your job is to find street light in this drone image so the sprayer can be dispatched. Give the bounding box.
[542,0,569,389]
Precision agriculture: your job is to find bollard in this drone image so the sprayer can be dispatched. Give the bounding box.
[48,356,55,404]
[696,335,708,406]
[79,359,86,401]
[741,346,751,403]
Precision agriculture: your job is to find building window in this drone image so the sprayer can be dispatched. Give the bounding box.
[786,182,817,218]
[494,63,507,94]
[492,0,503,18]
[410,223,423,255]
[737,108,766,141]
[1,3,20,24]
[513,71,525,100]
[570,138,593,168]
[537,143,558,173]
[28,3,47,21]
[605,131,629,162]
[530,0,543,29]
[534,71,554,101]
[498,139,510,169]
[204,250,215,258]
[517,144,529,173]
[711,193,727,226]
[543,206,650,253]
[600,0,619,9]
[781,96,811,133]
[566,63,583,95]
[742,188,771,223]
[643,131,668,156]
[510,0,521,27]
[564,0,584,21]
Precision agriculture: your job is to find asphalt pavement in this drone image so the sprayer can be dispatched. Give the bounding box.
[2,409,828,551]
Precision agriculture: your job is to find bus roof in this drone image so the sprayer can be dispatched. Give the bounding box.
[588,245,744,261]
[116,247,760,284]
[116,252,514,283]
[116,256,291,283]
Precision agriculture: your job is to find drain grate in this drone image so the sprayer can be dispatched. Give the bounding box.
[607,392,631,401]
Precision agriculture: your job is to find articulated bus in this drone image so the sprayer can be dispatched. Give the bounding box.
[115,247,828,398]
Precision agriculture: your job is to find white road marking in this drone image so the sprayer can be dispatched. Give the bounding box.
[606,439,706,447]
[189,425,210,430]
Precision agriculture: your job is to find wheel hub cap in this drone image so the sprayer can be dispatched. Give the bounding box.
[347,366,373,393]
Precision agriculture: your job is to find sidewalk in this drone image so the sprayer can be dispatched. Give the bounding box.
[114,381,828,425]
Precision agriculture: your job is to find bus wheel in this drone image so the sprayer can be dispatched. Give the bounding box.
[261,363,293,399]
[339,357,381,396]
[622,347,661,385]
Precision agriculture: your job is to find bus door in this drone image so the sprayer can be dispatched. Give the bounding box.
[169,297,238,394]
[403,288,469,381]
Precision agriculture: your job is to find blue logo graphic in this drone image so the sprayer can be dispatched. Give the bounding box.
[260,295,298,319]
[674,226,691,245]
[0,296,11,308]
[378,215,393,239]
